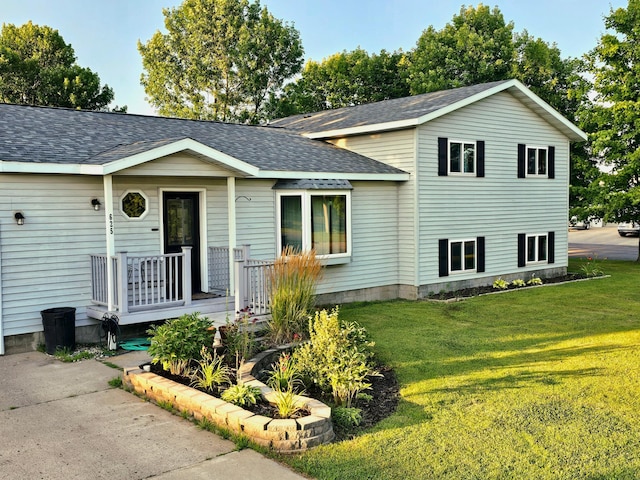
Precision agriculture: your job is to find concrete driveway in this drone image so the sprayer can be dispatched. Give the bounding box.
[0,350,307,480]
[569,225,639,261]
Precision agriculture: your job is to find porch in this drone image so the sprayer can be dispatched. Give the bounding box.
[87,246,273,325]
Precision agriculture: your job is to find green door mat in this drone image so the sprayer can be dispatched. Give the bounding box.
[119,337,151,351]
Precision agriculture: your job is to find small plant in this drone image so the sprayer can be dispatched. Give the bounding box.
[268,247,323,344]
[580,256,605,277]
[332,406,363,430]
[272,388,302,419]
[147,312,214,374]
[221,383,263,408]
[267,352,304,393]
[108,376,123,388]
[493,278,509,290]
[527,276,543,286]
[189,346,232,392]
[54,347,95,363]
[511,279,526,288]
[224,310,258,373]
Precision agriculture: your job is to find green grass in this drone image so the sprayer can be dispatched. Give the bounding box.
[282,259,640,479]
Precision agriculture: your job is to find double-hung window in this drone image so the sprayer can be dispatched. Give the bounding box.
[517,232,555,266]
[438,138,485,177]
[438,237,485,277]
[518,144,555,178]
[276,186,351,259]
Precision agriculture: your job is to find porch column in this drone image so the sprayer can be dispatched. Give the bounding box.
[103,175,116,311]
[182,246,192,306]
[227,176,237,294]
[116,252,129,314]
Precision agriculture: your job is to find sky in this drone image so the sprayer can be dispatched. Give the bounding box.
[1,0,628,115]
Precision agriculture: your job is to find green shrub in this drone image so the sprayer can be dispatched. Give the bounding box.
[223,312,258,371]
[527,276,543,286]
[511,279,526,287]
[268,247,322,344]
[332,406,362,430]
[221,383,263,408]
[272,388,302,419]
[293,307,378,407]
[147,312,213,374]
[189,346,232,392]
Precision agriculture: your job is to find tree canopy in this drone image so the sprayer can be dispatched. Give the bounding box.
[138,0,304,123]
[0,21,115,110]
[584,0,640,257]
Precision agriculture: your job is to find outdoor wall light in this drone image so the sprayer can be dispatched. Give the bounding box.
[91,198,101,211]
[14,212,25,225]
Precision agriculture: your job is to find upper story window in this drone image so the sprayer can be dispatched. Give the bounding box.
[121,190,149,219]
[275,180,351,259]
[438,138,485,177]
[518,144,555,178]
[518,232,555,267]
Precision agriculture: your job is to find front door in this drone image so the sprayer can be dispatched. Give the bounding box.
[163,192,201,294]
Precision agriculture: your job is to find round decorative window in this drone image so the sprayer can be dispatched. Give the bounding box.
[121,191,148,219]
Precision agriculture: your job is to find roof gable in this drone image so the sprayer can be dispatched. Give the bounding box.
[269,79,587,142]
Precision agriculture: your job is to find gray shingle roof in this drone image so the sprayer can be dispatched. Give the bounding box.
[269,80,511,134]
[0,104,406,175]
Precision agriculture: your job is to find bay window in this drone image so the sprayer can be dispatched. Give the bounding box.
[277,189,351,258]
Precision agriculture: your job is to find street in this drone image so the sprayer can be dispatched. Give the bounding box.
[569,225,639,261]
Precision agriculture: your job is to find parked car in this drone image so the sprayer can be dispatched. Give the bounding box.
[569,216,590,230]
[618,222,640,236]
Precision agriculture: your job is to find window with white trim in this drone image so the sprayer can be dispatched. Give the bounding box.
[517,232,555,267]
[121,190,149,220]
[526,234,547,263]
[518,144,555,178]
[449,140,476,174]
[527,147,547,176]
[438,237,485,277]
[450,239,476,272]
[277,190,351,258]
[438,138,485,177]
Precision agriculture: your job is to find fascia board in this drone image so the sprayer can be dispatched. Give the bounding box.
[0,161,103,175]
[257,170,410,181]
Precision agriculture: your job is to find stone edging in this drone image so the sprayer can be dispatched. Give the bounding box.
[123,345,334,453]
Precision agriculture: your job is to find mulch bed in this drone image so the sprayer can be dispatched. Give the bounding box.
[148,359,400,439]
[425,272,591,301]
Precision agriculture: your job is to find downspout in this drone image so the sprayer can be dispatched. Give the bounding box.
[227,176,237,295]
[0,223,4,355]
[103,175,116,311]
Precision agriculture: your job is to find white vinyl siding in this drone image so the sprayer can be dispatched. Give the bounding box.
[328,130,415,286]
[118,153,233,177]
[417,91,569,285]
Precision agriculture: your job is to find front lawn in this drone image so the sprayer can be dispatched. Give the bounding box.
[282,259,640,479]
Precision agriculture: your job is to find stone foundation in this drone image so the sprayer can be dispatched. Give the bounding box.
[123,346,334,453]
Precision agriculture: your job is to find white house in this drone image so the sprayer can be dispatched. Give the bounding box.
[0,79,586,354]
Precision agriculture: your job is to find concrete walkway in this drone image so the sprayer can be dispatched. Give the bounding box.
[0,350,309,480]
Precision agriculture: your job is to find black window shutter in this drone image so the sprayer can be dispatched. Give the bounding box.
[548,231,555,264]
[477,236,485,272]
[517,233,526,267]
[439,239,449,277]
[548,146,555,179]
[517,144,526,178]
[477,141,485,177]
[438,137,448,176]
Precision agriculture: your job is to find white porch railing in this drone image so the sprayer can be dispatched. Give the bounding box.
[90,248,192,313]
[208,246,230,294]
[234,245,273,316]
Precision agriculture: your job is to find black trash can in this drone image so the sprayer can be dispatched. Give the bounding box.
[41,307,76,355]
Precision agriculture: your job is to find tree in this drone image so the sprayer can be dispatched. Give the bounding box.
[266,47,410,118]
[138,0,303,123]
[0,21,114,110]
[586,0,640,259]
[406,5,515,94]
